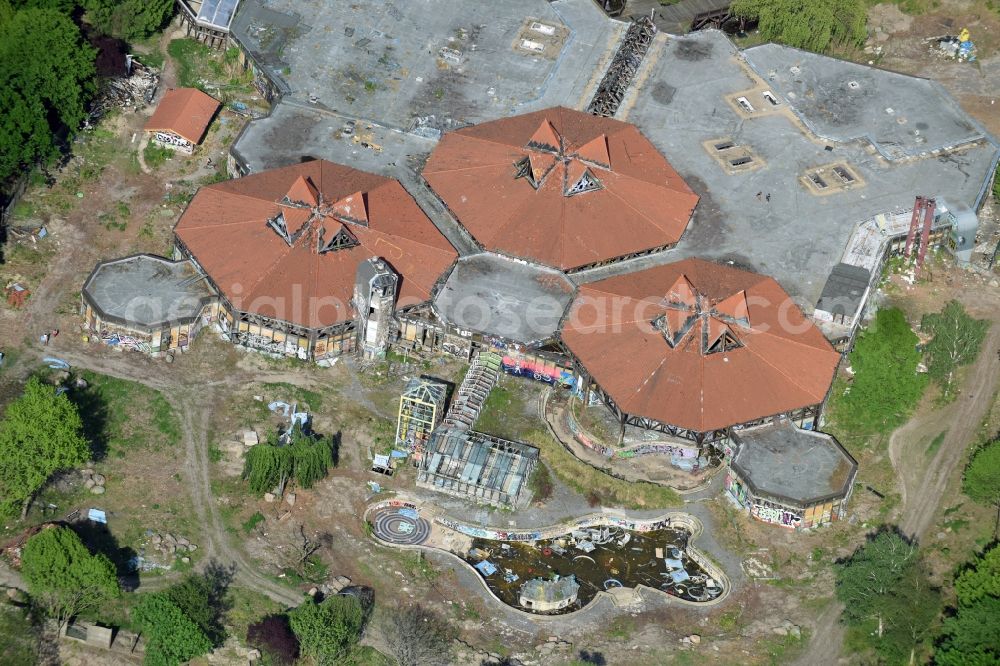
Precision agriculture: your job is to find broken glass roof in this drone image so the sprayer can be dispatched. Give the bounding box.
[197,0,241,29]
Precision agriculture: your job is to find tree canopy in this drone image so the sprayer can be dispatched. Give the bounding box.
[242,424,335,495]
[247,614,299,665]
[963,439,1000,537]
[0,6,96,183]
[0,377,90,517]
[833,308,927,436]
[84,0,174,42]
[921,300,988,395]
[289,595,364,664]
[162,568,232,647]
[935,544,1000,665]
[836,529,940,664]
[21,525,119,628]
[132,593,213,666]
[730,0,868,53]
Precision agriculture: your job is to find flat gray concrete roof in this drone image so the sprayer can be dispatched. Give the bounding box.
[231,0,619,132]
[744,43,983,161]
[82,255,215,330]
[732,421,857,506]
[433,253,576,345]
[617,30,999,307]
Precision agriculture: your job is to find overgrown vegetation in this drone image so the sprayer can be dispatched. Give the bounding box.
[0,377,90,518]
[730,0,867,53]
[242,423,336,494]
[836,528,940,664]
[0,4,96,183]
[0,605,37,665]
[84,0,173,42]
[827,308,927,439]
[21,525,120,630]
[921,300,989,398]
[934,542,1000,664]
[962,439,1000,538]
[525,429,679,509]
[527,461,554,502]
[72,370,181,456]
[143,142,174,168]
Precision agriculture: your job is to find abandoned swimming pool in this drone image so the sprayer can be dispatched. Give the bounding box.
[367,501,729,616]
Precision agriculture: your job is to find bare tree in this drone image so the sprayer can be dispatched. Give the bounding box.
[282,524,321,579]
[381,605,454,666]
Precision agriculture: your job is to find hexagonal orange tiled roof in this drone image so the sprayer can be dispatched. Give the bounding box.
[561,259,840,433]
[174,161,457,330]
[423,106,699,271]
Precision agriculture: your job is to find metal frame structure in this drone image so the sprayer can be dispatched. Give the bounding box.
[586,16,657,118]
[416,428,539,507]
[396,376,449,451]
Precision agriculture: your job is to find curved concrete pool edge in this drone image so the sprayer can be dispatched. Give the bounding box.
[363,498,732,620]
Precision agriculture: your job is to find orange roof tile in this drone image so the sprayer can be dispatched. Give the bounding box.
[143,88,220,145]
[174,161,457,330]
[561,258,840,433]
[423,106,699,271]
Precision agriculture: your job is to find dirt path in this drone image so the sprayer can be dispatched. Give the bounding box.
[19,346,304,607]
[890,320,1000,541]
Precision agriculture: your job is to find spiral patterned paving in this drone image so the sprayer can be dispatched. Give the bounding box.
[373,509,431,545]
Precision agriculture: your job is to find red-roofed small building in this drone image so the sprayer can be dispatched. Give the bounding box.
[423,106,699,272]
[144,88,221,154]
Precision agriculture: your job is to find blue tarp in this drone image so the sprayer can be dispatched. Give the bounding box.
[399,508,418,519]
[664,558,684,571]
[390,449,409,458]
[474,560,498,576]
[88,508,107,524]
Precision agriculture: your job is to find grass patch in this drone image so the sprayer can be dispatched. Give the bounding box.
[135,50,165,69]
[527,461,554,502]
[260,382,324,412]
[341,645,395,666]
[224,586,283,642]
[926,430,947,456]
[143,142,174,168]
[525,429,680,509]
[0,605,38,665]
[168,39,214,89]
[72,371,181,458]
[242,511,265,534]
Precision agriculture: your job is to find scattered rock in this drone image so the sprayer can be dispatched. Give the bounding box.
[181,557,190,564]
[264,492,276,503]
[187,544,197,552]
[90,485,105,495]
[177,537,190,547]
[151,533,162,545]
[92,474,106,486]
[165,533,177,544]
[687,634,701,645]
[307,587,318,597]
[81,468,94,477]
[84,478,96,489]
[247,649,261,661]
[286,493,296,507]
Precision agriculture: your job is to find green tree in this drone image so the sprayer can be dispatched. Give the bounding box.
[85,0,173,42]
[162,567,232,646]
[963,440,1000,537]
[935,544,1000,665]
[132,593,213,666]
[731,0,867,53]
[0,7,96,182]
[289,595,364,664]
[243,424,334,494]
[0,377,90,518]
[834,308,927,436]
[921,300,988,396]
[21,526,119,629]
[836,529,940,663]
